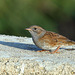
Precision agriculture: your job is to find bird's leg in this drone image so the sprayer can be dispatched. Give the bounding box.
[37,50,50,52]
[37,46,60,53]
[49,46,61,54]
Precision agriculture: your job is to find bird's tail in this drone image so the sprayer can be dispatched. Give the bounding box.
[65,48,75,50]
[61,45,75,50]
[63,40,75,50]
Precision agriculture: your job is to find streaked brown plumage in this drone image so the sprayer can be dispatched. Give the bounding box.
[39,31,75,46]
[26,25,75,54]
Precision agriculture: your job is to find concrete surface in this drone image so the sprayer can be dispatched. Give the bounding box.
[0,35,75,75]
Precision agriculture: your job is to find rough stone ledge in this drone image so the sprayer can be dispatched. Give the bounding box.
[0,35,75,75]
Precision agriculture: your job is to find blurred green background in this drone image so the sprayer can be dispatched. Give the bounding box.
[0,0,75,40]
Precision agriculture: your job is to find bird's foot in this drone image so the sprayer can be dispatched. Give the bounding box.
[56,51,60,53]
[48,46,61,54]
[48,51,60,54]
[37,50,50,52]
[37,46,61,54]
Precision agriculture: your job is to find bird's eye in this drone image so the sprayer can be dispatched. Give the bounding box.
[34,28,37,30]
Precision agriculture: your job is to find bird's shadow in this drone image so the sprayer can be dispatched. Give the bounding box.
[0,41,41,51]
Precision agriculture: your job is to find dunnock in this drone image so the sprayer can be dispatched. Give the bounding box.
[26,25,75,54]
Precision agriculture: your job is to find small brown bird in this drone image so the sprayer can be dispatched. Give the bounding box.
[26,25,75,54]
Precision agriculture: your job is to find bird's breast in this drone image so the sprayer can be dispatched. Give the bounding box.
[33,38,57,50]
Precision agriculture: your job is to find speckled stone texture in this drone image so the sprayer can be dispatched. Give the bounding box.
[0,35,75,75]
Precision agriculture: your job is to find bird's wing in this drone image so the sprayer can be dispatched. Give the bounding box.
[43,31,75,45]
[45,31,69,40]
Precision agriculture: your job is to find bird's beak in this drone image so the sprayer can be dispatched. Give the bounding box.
[25,28,32,31]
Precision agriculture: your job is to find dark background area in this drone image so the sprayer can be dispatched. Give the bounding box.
[0,0,75,40]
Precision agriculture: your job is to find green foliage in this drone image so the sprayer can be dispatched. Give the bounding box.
[0,0,75,37]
